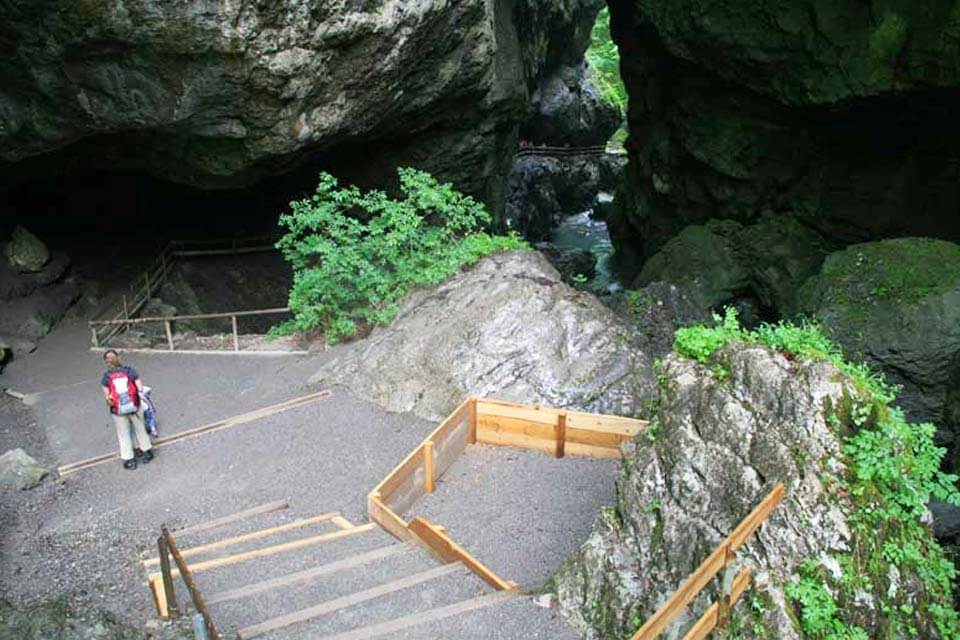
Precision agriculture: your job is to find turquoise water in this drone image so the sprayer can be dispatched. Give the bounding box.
[549,207,621,293]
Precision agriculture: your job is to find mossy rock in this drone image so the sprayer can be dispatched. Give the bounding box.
[4,226,49,274]
[799,237,960,441]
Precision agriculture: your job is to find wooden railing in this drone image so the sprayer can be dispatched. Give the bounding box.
[89,307,292,352]
[89,235,281,346]
[367,397,647,591]
[631,483,785,640]
[515,144,611,158]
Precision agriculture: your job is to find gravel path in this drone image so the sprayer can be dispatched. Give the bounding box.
[0,316,617,639]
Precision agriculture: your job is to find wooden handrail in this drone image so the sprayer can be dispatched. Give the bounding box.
[408,517,516,591]
[631,483,785,640]
[90,307,291,326]
[162,527,221,640]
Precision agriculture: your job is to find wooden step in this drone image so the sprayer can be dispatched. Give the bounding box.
[235,563,466,639]
[312,591,519,640]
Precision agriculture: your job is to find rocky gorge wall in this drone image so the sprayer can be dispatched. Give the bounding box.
[607,0,960,261]
[0,0,602,213]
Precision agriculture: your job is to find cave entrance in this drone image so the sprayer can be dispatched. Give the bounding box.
[1,169,316,345]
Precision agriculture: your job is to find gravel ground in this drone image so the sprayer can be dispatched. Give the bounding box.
[0,316,617,639]
[416,445,620,588]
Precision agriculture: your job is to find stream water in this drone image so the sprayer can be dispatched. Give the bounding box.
[549,198,622,293]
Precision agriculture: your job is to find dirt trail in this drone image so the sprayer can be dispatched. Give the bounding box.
[0,315,610,639]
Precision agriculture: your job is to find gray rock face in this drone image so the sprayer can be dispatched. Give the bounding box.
[607,0,960,262]
[521,63,621,147]
[554,346,867,639]
[533,242,596,284]
[0,252,70,301]
[798,238,960,453]
[0,448,48,490]
[637,215,830,321]
[311,250,654,421]
[505,153,625,240]
[2,0,602,209]
[4,226,50,273]
[0,280,80,341]
[607,282,708,358]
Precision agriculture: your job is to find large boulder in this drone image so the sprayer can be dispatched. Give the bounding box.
[4,226,50,273]
[1,0,602,212]
[636,215,830,321]
[0,280,81,340]
[0,448,48,490]
[521,63,622,147]
[798,237,960,451]
[554,343,946,639]
[0,252,70,301]
[607,0,960,262]
[505,153,625,240]
[311,250,655,421]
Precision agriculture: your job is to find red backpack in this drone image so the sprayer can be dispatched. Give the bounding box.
[106,370,140,415]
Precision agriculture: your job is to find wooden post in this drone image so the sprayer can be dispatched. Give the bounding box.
[424,442,435,493]
[145,272,151,298]
[91,325,100,348]
[165,320,175,351]
[555,412,567,458]
[123,295,129,319]
[467,397,478,444]
[717,545,736,629]
[232,315,239,352]
[162,527,221,640]
[157,536,181,619]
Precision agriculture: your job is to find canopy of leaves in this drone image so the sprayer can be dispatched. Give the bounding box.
[585,7,627,116]
[275,168,527,343]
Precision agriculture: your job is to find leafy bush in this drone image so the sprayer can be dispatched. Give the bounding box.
[585,8,627,116]
[673,309,960,637]
[275,168,527,343]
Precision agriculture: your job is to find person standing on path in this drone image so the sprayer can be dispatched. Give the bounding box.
[100,349,154,470]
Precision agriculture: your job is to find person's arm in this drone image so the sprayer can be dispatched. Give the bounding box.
[101,385,112,406]
[129,367,145,393]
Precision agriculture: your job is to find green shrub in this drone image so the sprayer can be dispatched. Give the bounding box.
[672,309,960,637]
[275,168,527,343]
[585,8,627,117]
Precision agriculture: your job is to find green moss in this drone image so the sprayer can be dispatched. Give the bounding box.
[870,12,909,63]
[821,238,960,305]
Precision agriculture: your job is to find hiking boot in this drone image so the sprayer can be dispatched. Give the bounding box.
[140,449,154,464]
[123,459,137,470]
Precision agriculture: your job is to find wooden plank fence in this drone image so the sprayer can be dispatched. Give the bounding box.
[89,307,293,353]
[367,396,647,592]
[90,235,281,347]
[631,483,785,640]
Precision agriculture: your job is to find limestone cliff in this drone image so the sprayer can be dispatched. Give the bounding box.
[607,0,960,264]
[0,0,601,209]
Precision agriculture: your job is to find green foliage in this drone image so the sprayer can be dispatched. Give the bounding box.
[785,567,869,640]
[819,238,960,307]
[673,308,960,637]
[674,307,745,363]
[869,12,909,64]
[585,8,627,116]
[275,168,527,343]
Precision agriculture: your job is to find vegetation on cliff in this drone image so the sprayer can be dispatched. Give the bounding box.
[676,309,960,638]
[275,169,526,343]
[585,8,626,117]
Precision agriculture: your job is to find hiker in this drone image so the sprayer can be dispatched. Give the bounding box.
[100,349,154,470]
